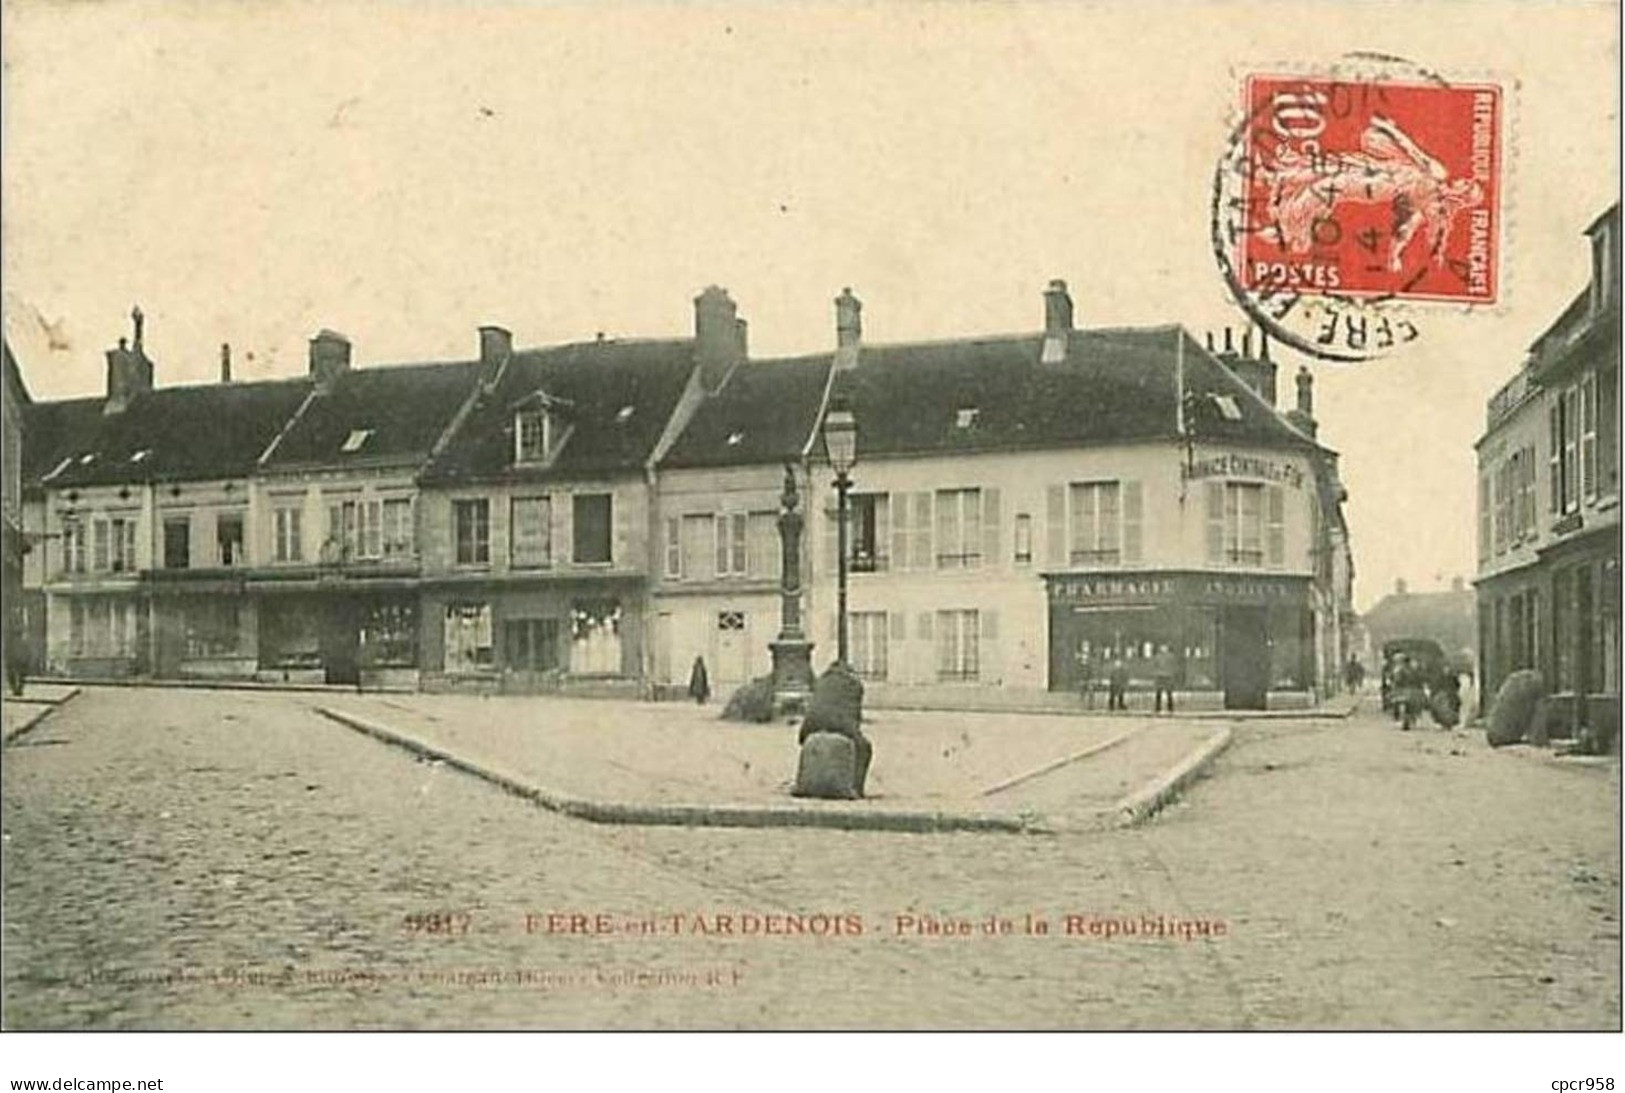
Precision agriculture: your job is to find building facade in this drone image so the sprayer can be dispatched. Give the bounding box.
[15,281,1357,711]
[414,323,701,694]
[1476,203,1621,739]
[2,342,31,685]
[794,285,1345,710]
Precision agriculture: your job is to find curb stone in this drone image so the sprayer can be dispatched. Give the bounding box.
[314,706,1052,835]
[3,687,83,745]
[1113,725,1234,827]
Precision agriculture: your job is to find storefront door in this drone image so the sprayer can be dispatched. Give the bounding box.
[1221,607,1269,709]
[322,599,360,686]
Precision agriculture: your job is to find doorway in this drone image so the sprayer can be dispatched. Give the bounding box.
[321,599,360,686]
[1221,607,1269,709]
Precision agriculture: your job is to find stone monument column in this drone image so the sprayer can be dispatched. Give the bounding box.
[769,462,815,714]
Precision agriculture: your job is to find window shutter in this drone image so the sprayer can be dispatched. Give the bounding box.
[1266,485,1285,567]
[892,492,910,572]
[981,608,999,683]
[555,495,572,570]
[917,611,934,642]
[875,494,891,570]
[1206,482,1225,564]
[911,492,933,570]
[716,514,730,576]
[935,491,954,567]
[889,611,907,642]
[981,488,1001,569]
[1549,401,1562,513]
[1122,481,1143,563]
[1046,485,1065,567]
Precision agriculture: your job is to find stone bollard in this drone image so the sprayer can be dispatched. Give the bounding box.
[792,732,859,799]
[1487,669,1545,747]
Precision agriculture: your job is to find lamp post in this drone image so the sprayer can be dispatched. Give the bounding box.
[822,399,857,666]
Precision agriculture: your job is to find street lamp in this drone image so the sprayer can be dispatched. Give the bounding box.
[822,398,858,666]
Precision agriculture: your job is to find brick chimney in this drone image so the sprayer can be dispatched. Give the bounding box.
[1214,326,1278,407]
[1285,364,1317,438]
[309,329,352,394]
[833,287,862,372]
[1040,279,1073,364]
[104,306,154,415]
[694,286,743,393]
[478,325,512,389]
[220,343,233,384]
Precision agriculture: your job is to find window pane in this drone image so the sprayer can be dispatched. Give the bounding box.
[572,494,612,564]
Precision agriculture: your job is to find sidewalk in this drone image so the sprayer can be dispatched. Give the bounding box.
[2,684,82,744]
[312,692,1233,834]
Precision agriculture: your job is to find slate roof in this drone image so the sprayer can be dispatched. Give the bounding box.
[421,338,696,483]
[660,354,833,470]
[262,360,481,469]
[28,378,312,490]
[823,326,1316,460]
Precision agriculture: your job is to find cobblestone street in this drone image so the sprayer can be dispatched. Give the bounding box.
[2,687,1618,1029]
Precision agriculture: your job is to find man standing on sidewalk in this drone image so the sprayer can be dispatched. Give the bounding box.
[1152,644,1177,714]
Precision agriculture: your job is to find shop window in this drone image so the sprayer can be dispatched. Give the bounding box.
[186,600,240,658]
[217,513,245,567]
[261,602,321,669]
[850,494,889,572]
[69,597,134,659]
[572,494,613,565]
[935,488,982,568]
[274,505,303,563]
[504,617,561,673]
[444,603,494,672]
[851,611,888,681]
[454,499,491,565]
[570,599,622,675]
[935,609,980,681]
[511,496,553,568]
[360,601,417,667]
[163,516,191,569]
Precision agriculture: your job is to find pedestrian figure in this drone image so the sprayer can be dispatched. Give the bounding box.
[1075,644,1095,710]
[1107,657,1128,712]
[1152,644,1177,714]
[1343,654,1365,693]
[5,628,27,698]
[687,655,711,705]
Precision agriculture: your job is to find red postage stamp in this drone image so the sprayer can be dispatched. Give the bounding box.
[1237,73,1503,305]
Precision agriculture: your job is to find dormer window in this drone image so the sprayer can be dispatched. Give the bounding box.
[726,431,745,446]
[341,429,373,453]
[129,449,152,464]
[516,409,550,463]
[1211,394,1243,421]
[615,404,636,424]
[955,407,979,429]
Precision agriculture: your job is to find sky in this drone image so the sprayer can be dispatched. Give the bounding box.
[2,0,1618,611]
